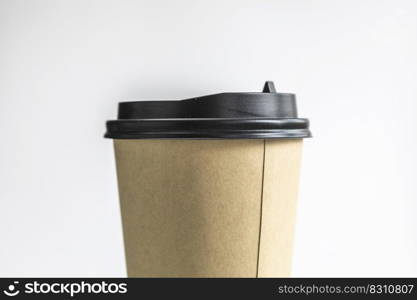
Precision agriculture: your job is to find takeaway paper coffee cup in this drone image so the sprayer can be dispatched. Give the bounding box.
[105,82,311,277]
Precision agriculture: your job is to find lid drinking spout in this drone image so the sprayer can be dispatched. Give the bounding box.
[262,81,276,93]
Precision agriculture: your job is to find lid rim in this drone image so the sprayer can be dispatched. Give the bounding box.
[105,118,311,139]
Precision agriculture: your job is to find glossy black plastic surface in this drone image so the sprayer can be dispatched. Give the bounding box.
[105,81,311,139]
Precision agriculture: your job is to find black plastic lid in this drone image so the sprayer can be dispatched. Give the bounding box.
[105,81,311,139]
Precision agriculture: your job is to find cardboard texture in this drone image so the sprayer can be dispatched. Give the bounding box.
[114,139,302,277]
[257,140,302,277]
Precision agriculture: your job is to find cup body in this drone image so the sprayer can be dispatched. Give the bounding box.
[114,139,303,277]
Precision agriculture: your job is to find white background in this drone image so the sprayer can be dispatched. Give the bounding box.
[1,0,416,277]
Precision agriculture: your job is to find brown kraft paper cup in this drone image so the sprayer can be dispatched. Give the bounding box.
[105,81,311,277]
